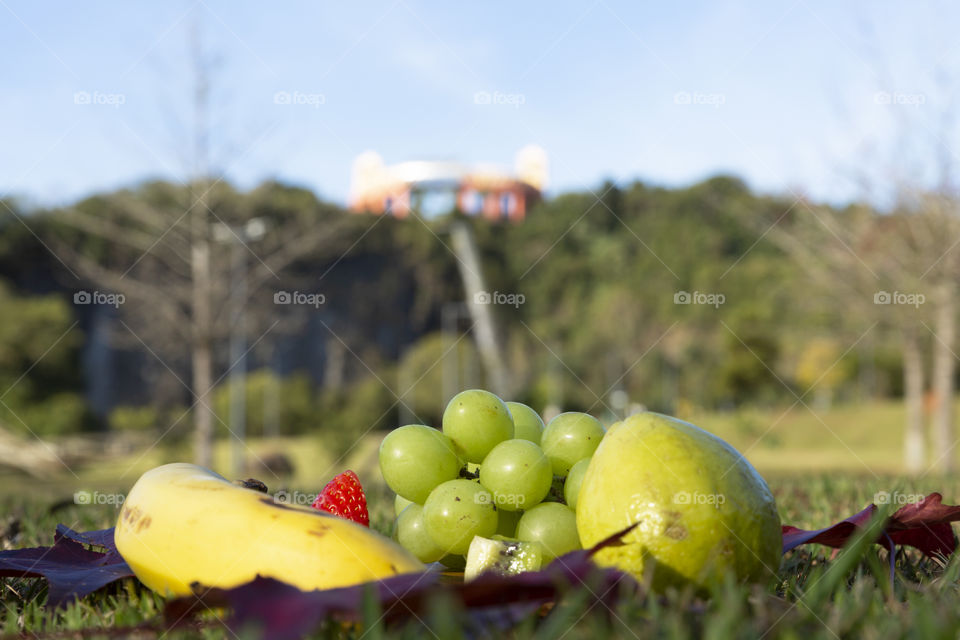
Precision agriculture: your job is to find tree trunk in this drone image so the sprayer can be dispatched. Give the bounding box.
[932,285,956,473]
[324,337,346,390]
[189,29,214,469]
[903,326,925,474]
[191,232,214,468]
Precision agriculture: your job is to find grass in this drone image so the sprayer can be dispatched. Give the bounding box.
[3,401,960,638]
[691,399,944,474]
[4,472,960,638]
[0,398,935,504]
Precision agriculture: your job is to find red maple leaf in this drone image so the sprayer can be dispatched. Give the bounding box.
[782,492,960,559]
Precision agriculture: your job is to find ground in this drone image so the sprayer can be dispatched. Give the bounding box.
[2,402,960,638]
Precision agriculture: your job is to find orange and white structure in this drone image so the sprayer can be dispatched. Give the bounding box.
[349,145,548,221]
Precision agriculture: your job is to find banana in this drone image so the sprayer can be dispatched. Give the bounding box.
[114,463,424,596]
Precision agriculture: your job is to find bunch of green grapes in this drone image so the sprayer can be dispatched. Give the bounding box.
[379,389,606,568]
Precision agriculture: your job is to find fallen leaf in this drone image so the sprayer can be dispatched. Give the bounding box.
[165,525,640,639]
[55,524,122,553]
[0,525,133,607]
[781,492,960,560]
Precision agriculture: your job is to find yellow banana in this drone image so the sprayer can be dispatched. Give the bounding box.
[114,463,424,596]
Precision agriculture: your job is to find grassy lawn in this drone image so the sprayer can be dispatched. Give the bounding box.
[692,399,941,475]
[3,401,960,638]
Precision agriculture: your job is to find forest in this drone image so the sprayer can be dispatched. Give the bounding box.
[1,174,939,469]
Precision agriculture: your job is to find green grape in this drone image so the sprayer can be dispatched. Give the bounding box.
[479,439,552,511]
[541,412,605,476]
[395,494,413,516]
[442,389,514,463]
[380,425,461,503]
[394,504,446,563]
[423,479,498,555]
[516,502,581,562]
[506,402,545,443]
[496,507,522,538]
[564,458,591,511]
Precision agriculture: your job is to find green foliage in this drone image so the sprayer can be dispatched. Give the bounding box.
[316,376,396,455]
[0,174,906,438]
[397,332,481,425]
[9,393,90,436]
[210,370,317,437]
[107,405,188,434]
[0,283,89,435]
[107,406,160,432]
[206,369,395,456]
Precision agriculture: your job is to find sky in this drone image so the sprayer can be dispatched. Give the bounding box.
[2,0,960,208]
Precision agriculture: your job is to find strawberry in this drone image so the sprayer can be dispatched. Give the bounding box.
[311,470,369,527]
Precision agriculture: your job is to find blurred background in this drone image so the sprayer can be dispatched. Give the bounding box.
[2,1,960,497]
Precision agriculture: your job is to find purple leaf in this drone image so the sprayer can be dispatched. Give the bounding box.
[782,492,960,560]
[0,525,133,607]
[55,524,122,553]
[165,528,638,639]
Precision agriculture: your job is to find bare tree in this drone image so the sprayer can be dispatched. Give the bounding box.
[907,192,960,473]
[54,25,350,467]
[902,324,926,472]
[767,201,937,473]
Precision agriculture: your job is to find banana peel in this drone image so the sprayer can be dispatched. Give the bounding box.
[114,463,424,596]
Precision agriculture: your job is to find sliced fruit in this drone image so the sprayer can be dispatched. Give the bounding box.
[464,535,543,581]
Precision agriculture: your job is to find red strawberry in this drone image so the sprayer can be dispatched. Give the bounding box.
[311,470,369,527]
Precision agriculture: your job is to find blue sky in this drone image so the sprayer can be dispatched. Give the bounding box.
[2,0,958,208]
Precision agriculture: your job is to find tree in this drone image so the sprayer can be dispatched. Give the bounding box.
[767,198,951,473]
[50,26,350,467]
